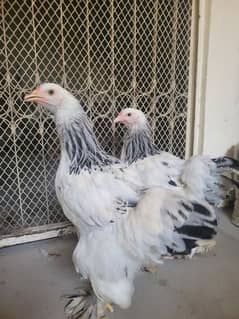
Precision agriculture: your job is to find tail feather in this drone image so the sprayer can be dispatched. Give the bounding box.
[171,202,217,257]
[176,199,218,240]
[176,225,216,239]
[181,155,219,202]
[222,174,239,188]
[182,155,239,206]
[212,156,239,171]
[128,187,217,263]
[165,238,216,259]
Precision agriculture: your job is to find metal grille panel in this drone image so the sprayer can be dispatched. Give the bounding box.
[0,0,193,238]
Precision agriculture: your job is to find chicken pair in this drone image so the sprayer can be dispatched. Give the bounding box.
[24,83,238,319]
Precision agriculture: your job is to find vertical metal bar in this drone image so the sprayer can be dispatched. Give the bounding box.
[132,0,137,108]
[185,0,198,158]
[168,0,179,154]
[86,0,91,90]
[86,0,92,119]
[151,0,159,143]
[110,0,117,156]
[1,0,24,226]
[193,0,211,155]
[60,0,67,87]
[31,0,39,86]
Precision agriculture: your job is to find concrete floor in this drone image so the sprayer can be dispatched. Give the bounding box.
[0,210,239,319]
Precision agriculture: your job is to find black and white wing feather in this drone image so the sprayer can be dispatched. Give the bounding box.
[121,187,217,261]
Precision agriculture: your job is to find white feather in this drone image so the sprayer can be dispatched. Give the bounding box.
[28,84,217,312]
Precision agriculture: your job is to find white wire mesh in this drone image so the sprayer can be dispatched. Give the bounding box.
[0,0,193,238]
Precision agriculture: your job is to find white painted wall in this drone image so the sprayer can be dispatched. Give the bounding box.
[195,0,239,156]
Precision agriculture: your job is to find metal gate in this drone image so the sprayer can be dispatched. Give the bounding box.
[0,0,196,244]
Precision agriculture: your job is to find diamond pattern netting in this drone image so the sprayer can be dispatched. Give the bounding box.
[0,0,193,237]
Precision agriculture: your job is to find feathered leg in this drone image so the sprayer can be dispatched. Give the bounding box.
[65,280,97,319]
[64,279,114,319]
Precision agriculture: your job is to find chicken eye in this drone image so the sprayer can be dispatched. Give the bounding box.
[48,89,54,95]
[127,113,131,117]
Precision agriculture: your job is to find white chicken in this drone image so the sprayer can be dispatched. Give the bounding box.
[114,107,239,206]
[25,84,218,319]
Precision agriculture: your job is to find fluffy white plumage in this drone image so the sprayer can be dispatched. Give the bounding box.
[114,107,238,206]
[25,84,218,318]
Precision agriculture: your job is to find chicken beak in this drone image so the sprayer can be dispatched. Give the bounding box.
[113,114,125,124]
[24,88,46,103]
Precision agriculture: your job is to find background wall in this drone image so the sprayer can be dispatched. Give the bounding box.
[194,0,239,156]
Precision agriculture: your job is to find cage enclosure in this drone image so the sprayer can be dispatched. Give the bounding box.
[0,0,196,245]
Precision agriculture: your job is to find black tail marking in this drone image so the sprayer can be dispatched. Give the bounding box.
[192,202,211,216]
[207,218,218,227]
[176,225,217,239]
[168,180,177,186]
[212,156,239,170]
[167,210,178,221]
[178,209,187,219]
[181,202,193,212]
[166,239,197,256]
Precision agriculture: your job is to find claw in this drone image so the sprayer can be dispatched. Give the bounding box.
[97,301,114,318]
[105,303,114,313]
[190,239,216,258]
[143,264,158,273]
